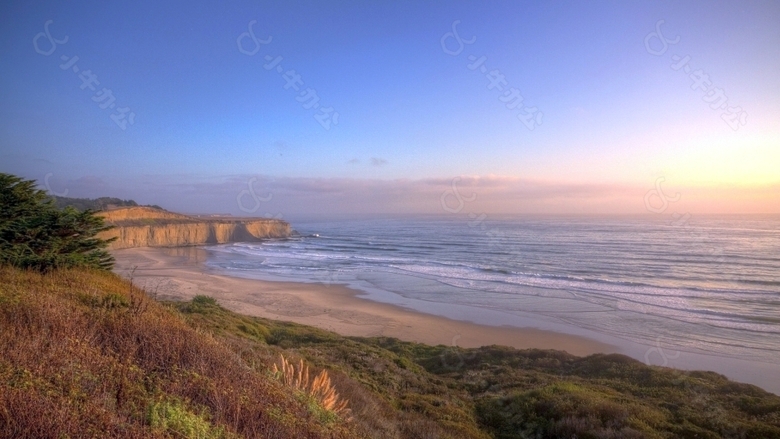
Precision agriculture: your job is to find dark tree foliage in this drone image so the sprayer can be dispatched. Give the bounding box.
[0,173,115,272]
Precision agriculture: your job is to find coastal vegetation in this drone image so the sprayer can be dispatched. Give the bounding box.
[51,195,163,212]
[1,266,779,438]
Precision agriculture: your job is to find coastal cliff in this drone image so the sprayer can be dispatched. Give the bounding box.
[97,207,290,249]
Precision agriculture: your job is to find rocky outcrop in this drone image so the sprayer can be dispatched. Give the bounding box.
[98,207,291,249]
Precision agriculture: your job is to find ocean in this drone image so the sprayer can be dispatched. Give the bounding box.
[204,216,780,391]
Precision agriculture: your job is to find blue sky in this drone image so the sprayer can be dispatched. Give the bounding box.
[1,0,779,217]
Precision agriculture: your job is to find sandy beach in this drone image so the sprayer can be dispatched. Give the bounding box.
[112,247,617,357]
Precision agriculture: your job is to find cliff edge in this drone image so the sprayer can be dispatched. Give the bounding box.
[97,207,291,249]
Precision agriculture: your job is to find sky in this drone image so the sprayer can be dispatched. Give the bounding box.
[1,0,779,219]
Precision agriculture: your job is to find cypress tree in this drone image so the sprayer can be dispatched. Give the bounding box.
[0,173,115,272]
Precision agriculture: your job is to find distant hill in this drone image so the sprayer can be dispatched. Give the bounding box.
[51,195,163,211]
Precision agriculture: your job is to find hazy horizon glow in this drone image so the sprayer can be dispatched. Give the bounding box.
[2,0,779,217]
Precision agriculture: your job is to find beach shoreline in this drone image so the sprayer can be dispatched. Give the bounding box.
[112,246,617,357]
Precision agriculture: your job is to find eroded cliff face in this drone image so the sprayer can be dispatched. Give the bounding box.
[97,207,291,249]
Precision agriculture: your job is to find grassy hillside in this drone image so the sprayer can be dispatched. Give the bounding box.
[2,268,779,438]
[0,267,358,438]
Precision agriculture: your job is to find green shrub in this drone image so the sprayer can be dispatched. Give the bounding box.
[148,399,230,439]
[192,295,217,306]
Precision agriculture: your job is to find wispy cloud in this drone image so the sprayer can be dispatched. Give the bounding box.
[371,157,388,167]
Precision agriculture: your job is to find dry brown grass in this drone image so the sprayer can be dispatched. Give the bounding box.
[0,266,359,439]
[273,354,351,419]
